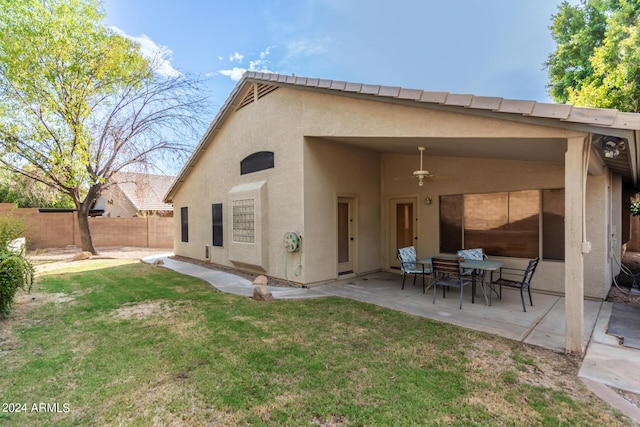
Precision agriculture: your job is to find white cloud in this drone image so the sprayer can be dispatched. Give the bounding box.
[229,52,244,63]
[218,47,275,81]
[286,38,327,58]
[218,68,247,81]
[110,26,182,78]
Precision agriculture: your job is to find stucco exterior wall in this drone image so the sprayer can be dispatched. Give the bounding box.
[303,137,381,283]
[171,87,306,280]
[95,186,138,217]
[381,153,616,298]
[172,86,623,296]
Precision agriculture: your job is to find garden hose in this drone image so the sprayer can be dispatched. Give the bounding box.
[284,247,302,288]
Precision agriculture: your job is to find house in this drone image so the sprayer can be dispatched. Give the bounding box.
[94,172,175,217]
[164,72,640,353]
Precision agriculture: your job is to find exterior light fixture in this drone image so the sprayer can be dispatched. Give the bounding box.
[601,136,625,159]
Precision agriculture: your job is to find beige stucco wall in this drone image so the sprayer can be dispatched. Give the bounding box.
[381,152,617,298]
[171,87,306,280]
[303,137,381,283]
[96,187,138,218]
[172,86,621,296]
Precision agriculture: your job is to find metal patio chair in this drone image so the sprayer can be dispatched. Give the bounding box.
[432,257,474,309]
[489,257,540,312]
[397,246,431,293]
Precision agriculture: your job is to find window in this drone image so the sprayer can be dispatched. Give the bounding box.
[212,203,223,247]
[232,199,255,243]
[439,189,564,260]
[180,207,189,242]
[439,195,462,253]
[542,189,565,260]
[240,151,274,175]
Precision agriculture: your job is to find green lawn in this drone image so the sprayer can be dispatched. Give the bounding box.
[0,260,632,426]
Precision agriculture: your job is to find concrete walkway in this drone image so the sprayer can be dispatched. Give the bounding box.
[144,254,640,424]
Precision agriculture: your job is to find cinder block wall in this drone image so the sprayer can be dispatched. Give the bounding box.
[629,215,640,252]
[0,204,173,249]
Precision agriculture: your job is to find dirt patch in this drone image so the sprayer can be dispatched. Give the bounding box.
[111,300,172,320]
[29,246,172,274]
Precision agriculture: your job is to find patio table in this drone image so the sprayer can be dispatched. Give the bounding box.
[419,257,504,305]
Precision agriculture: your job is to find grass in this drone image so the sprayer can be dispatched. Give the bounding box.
[0,260,633,426]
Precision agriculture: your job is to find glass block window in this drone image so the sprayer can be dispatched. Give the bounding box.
[232,199,255,243]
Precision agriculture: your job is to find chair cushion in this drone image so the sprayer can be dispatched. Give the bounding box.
[457,248,483,275]
[398,246,417,263]
[457,248,483,261]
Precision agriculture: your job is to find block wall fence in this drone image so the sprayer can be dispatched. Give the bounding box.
[0,203,173,249]
[629,215,640,252]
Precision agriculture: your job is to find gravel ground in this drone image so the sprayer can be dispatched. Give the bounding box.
[29,246,173,273]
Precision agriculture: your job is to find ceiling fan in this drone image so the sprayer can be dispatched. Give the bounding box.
[413,146,434,186]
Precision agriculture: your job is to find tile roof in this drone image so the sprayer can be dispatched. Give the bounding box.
[113,172,175,212]
[245,72,640,130]
[165,72,640,202]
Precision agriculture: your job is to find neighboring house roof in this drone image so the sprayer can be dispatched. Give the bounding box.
[165,72,640,202]
[112,172,175,212]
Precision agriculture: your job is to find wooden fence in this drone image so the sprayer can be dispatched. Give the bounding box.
[0,203,173,249]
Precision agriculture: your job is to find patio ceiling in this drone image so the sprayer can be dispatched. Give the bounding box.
[319,136,568,163]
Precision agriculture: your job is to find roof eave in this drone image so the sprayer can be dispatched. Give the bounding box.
[164,75,253,203]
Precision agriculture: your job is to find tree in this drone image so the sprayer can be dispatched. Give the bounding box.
[0,168,74,209]
[0,0,208,254]
[546,0,640,112]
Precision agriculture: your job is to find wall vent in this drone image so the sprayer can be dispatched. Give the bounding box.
[236,83,278,111]
[204,244,211,260]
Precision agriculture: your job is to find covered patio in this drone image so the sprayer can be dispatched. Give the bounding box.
[316,271,602,353]
[166,72,640,355]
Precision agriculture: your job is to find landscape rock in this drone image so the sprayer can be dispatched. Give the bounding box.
[151,259,164,267]
[252,285,273,301]
[252,275,268,286]
[72,251,92,261]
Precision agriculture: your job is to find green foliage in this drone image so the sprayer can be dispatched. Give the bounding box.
[547,0,640,112]
[629,201,640,215]
[0,0,207,252]
[0,252,33,316]
[0,169,73,208]
[0,213,33,316]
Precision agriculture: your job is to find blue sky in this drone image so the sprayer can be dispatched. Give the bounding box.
[103,0,580,111]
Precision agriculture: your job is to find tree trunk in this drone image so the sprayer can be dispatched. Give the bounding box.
[76,203,98,255]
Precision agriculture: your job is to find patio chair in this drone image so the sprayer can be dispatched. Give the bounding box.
[397,246,431,293]
[489,257,540,312]
[457,248,494,297]
[457,248,486,276]
[431,257,474,309]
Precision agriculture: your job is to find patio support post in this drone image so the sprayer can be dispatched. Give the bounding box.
[564,137,588,354]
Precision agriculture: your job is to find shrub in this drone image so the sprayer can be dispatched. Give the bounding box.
[0,211,33,316]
